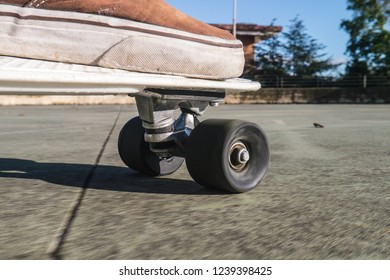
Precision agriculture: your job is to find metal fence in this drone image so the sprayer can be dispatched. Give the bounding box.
[245,75,390,88]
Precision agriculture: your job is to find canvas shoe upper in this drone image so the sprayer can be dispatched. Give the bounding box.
[0,0,245,79]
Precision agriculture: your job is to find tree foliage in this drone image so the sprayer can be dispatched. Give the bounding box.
[255,20,285,75]
[256,16,338,77]
[283,16,336,76]
[340,0,390,75]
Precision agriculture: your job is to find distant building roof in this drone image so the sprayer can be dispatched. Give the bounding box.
[210,24,283,68]
[211,23,282,38]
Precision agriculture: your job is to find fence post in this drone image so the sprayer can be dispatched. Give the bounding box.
[363,75,367,88]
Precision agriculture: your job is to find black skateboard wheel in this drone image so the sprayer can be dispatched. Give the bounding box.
[186,119,270,193]
[118,117,184,176]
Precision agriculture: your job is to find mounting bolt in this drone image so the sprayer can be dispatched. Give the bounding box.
[239,149,250,163]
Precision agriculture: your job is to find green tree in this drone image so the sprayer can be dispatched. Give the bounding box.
[255,20,285,75]
[256,16,338,77]
[341,0,390,75]
[283,16,337,76]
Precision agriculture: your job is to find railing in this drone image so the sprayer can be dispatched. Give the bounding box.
[245,75,390,88]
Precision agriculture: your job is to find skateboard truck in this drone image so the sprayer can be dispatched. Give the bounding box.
[132,89,224,158]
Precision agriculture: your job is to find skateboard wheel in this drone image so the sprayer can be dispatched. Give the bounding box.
[186,119,270,193]
[118,117,184,176]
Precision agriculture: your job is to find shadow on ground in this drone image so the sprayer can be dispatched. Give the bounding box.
[0,158,226,195]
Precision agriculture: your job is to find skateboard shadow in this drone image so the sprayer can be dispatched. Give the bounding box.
[0,158,226,195]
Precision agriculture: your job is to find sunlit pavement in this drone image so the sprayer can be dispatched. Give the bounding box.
[1,104,389,259]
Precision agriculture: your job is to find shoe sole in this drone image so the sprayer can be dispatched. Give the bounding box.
[0,4,244,80]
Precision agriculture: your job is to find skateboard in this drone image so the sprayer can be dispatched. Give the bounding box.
[0,55,270,193]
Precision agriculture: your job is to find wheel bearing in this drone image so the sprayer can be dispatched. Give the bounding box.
[229,141,250,172]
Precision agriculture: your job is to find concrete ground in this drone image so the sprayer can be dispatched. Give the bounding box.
[0,104,389,260]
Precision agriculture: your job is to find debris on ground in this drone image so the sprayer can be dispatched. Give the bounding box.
[313,123,325,128]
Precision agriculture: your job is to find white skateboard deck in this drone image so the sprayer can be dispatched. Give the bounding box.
[0,56,260,95]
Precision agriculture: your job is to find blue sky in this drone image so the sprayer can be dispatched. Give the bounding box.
[165,0,351,66]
